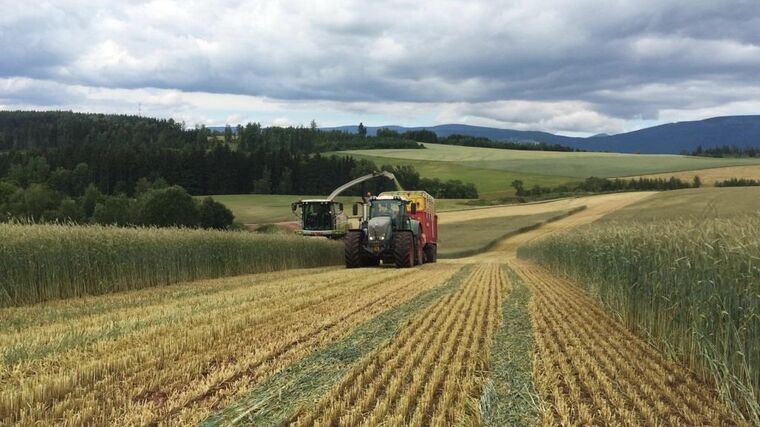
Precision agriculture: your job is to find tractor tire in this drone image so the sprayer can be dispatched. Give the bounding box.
[345,231,364,268]
[392,232,415,268]
[415,239,424,265]
[424,244,437,263]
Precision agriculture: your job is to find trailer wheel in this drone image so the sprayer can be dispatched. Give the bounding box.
[392,232,414,268]
[345,231,364,268]
[424,244,437,263]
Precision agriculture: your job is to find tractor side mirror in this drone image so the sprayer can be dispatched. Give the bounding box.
[291,203,297,212]
[410,203,417,214]
[339,203,344,212]
[352,203,359,216]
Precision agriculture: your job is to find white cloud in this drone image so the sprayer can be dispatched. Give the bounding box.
[0,0,759,133]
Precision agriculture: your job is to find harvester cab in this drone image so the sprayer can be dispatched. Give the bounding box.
[293,171,401,239]
[291,200,347,238]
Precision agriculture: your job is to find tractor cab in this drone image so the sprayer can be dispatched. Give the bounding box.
[292,200,347,238]
[369,197,408,225]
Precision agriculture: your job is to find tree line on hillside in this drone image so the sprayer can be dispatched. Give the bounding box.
[0,112,424,152]
[373,127,583,152]
[0,112,480,226]
[715,178,760,187]
[689,145,760,157]
[0,176,234,229]
[436,133,584,152]
[511,176,700,199]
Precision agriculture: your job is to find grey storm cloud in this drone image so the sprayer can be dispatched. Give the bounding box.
[0,0,759,132]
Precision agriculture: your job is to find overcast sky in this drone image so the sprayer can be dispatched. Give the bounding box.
[1,0,759,135]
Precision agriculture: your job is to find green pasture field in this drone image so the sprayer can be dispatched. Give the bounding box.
[438,209,574,258]
[335,143,760,197]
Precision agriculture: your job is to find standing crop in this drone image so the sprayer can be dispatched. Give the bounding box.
[0,222,343,306]
[519,216,760,423]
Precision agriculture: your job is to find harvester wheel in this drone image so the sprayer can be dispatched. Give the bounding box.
[392,232,414,268]
[345,231,364,268]
[424,244,437,263]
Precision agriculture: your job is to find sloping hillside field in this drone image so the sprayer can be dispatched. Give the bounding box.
[1,190,756,425]
[338,143,760,197]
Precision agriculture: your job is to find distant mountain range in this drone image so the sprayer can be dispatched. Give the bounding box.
[325,115,760,154]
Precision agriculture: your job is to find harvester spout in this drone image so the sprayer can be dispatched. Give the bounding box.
[327,171,403,200]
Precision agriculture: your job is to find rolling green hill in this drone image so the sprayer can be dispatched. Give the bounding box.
[337,143,760,197]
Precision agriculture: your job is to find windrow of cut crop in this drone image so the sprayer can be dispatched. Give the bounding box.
[518,215,760,424]
[291,264,507,425]
[0,222,343,307]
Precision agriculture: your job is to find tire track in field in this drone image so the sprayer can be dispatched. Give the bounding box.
[512,259,743,426]
[462,191,656,263]
[291,264,507,426]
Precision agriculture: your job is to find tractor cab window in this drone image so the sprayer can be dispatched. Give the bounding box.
[303,203,333,230]
[370,200,404,222]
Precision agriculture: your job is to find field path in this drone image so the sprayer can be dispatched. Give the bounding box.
[453,191,656,263]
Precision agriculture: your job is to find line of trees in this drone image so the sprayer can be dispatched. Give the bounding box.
[0,177,234,229]
[715,178,760,187]
[511,176,698,198]
[689,145,760,158]
[437,134,583,152]
[372,127,583,152]
[0,112,482,225]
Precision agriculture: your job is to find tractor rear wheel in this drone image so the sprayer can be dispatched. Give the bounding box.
[392,232,414,268]
[345,231,364,268]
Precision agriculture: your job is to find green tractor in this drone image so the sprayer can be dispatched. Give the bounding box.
[344,191,437,268]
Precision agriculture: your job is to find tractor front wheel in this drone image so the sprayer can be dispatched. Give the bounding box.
[345,231,364,268]
[392,232,414,268]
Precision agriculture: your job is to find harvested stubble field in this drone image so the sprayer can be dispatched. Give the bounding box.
[291,264,507,426]
[0,264,460,425]
[0,191,751,425]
